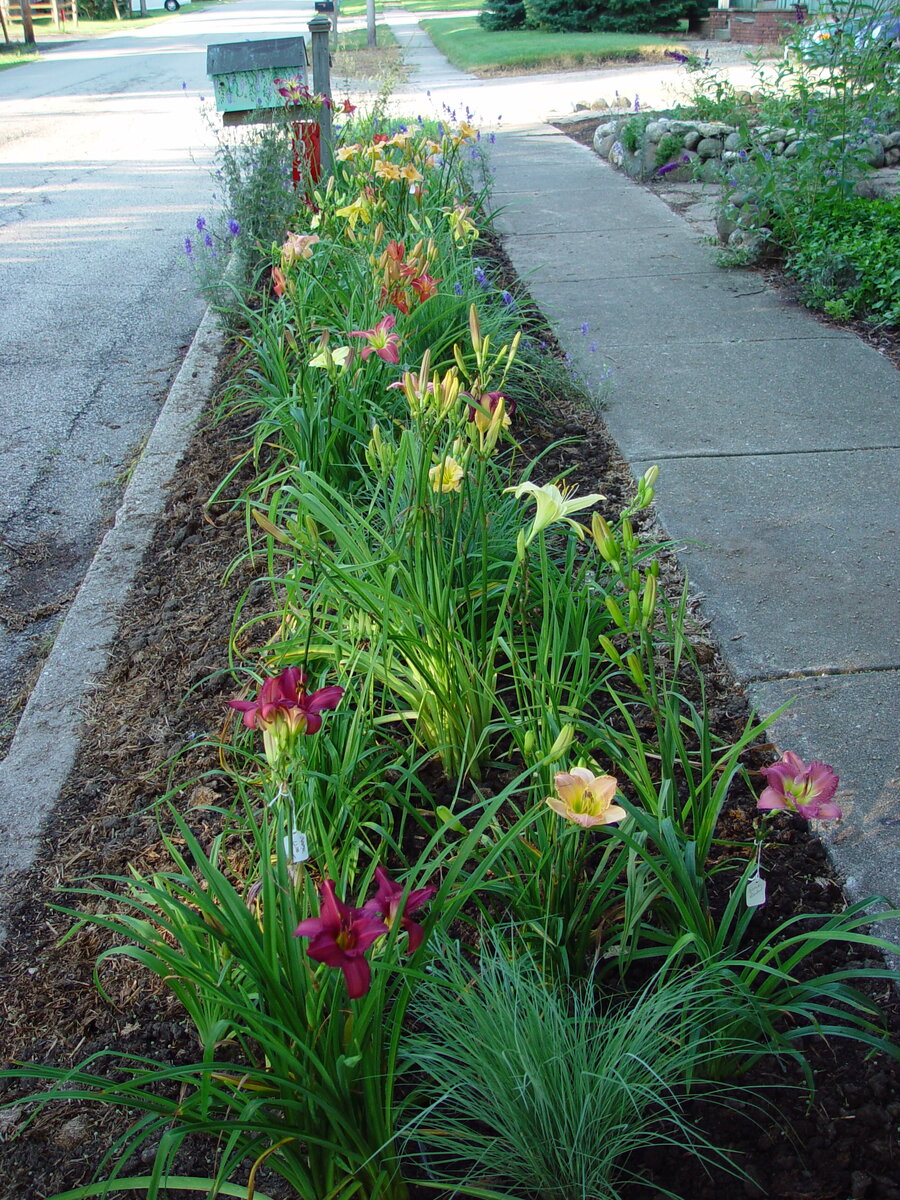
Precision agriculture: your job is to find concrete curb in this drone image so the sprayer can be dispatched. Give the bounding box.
[0,304,224,929]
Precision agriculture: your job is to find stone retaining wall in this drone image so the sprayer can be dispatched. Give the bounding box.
[592,113,900,184]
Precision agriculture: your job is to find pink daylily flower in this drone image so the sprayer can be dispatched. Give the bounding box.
[362,866,436,953]
[758,751,842,820]
[349,314,402,363]
[228,666,343,736]
[294,880,388,999]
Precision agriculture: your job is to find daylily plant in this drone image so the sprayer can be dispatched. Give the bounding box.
[758,751,842,820]
[546,767,627,828]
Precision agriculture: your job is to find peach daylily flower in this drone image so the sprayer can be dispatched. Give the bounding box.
[546,767,626,828]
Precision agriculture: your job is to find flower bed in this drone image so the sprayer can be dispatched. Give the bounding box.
[2,111,899,1200]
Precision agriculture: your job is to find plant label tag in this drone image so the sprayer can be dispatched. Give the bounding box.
[284,830,309,863]
[745,872,766,908]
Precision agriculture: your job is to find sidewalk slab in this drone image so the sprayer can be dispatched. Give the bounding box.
[569,337,900,458]
[631,448,899,681]
[503,228,719,280]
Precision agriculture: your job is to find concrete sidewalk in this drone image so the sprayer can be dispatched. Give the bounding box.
[386,13,900,925]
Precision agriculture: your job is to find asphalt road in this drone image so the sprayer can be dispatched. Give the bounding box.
[0,0,313,748]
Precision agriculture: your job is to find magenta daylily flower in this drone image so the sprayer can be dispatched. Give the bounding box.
[362,866,437,953]
[294,880,388,999]
[228,666,343,736]
[758,751,842,820]
[349,314,402,364]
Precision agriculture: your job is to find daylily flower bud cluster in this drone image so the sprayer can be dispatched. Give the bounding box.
[228,666,344,777]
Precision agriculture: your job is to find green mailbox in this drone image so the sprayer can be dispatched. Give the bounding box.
[207,37,309,122]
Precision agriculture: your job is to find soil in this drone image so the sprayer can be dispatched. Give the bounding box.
[0,258,898,1198]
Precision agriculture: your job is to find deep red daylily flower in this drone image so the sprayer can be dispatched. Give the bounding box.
[349,314,402,363]
[363,866,436,953]
[340,98,357,114]
[758,751,842,820]
[294,880,388,999]
[228,666,344,736]
[465,390,516,426]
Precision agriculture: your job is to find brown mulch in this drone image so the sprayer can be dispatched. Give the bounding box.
[0,267,898,1200]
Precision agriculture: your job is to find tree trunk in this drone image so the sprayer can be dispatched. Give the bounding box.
[21,0,36,43]
[366,0,376,46]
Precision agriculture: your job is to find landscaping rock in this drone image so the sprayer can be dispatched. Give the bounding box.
[697,137,724,159]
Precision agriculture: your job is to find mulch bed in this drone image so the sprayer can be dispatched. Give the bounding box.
[0,248,898,1199]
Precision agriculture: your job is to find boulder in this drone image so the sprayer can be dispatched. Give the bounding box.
[697,137,724,159]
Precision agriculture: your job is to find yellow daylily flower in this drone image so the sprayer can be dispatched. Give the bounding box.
[546,768,626,829]
[504,481,606,547]
[335,193,372,230]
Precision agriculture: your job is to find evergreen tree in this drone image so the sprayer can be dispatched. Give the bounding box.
[479,0,527,30]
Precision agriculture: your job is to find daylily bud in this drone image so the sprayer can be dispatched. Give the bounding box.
[605,596,627,630]
[523,731,536,757]
[468,304,483,355]
[628,591,640,628]
[591,513,618,562]
[598,635,623,668]
[548,724,575,762]
[626,652,646,693]
[641,574,657,626]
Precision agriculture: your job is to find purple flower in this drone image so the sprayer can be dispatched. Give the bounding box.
[489,131,496,144]
[204,232,213,248]
[758,751,842,820]
[183,236,193,258]
[657,160,681,176]
[453,281,463,295]
[665,49,690,64]
[181,81,187,90]
[228,219,240,236]
[474,266,487,287]
[500,290,513,307]
[633,96,640,112]
[580,322,590,335]
[196,216,206,232]
[589,340,598,353]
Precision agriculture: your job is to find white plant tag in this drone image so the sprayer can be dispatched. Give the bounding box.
[745,872,767,908]
[284,830,309,863]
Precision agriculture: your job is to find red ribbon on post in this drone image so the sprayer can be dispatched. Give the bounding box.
[291,120,322,192]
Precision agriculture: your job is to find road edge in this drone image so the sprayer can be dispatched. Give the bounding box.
[0,304,224,934]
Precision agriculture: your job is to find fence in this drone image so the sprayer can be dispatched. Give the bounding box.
[1,0,79,31]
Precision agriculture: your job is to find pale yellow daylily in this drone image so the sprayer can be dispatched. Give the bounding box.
[546,768,626,829]
[505,480,605,547]
[309,344,353,370]
[429,456,464,493]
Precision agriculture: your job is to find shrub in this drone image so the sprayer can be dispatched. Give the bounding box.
[479,0,527,30]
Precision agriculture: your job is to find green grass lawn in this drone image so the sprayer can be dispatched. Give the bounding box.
[420,15,688,74]
[338,0,476,16]
[0,45,40,70]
